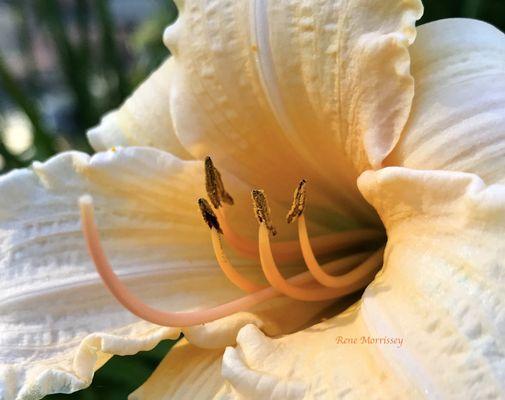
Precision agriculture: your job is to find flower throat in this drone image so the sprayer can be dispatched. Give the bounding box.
[79,157,385,327]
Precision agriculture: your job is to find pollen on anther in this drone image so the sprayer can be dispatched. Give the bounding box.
[251,189,277,236]
[198,198,223,233]
[204,156,234,209]
[286,179,307,224]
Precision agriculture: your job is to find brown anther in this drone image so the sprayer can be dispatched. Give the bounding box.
[214,168,234,205]
[205,156,234,209]
[251,189,277,236]
[198,198,223,233]
[286,179,307,224]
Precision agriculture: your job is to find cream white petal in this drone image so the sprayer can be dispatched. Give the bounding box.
[0,147,330,400]
[132,308,338,400]
[388,19,505,185]
[129,339,232,400]
[222,167,505,399]
[183,294,335,350]
[87,59,192,160]
[100,0,422,226]
[166,0,422,224]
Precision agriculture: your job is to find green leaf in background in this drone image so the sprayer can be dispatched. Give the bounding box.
[45,339,179,400]
[0,55,57,160]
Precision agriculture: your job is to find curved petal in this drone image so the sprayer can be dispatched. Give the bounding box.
[387,19,505,185]
[0,147,330,400]
[167,0,421,223]
[221,168,505,399]
[182,294,334,350]
[129,339,231,400]
[87,59,193,160]
[100,0,422,225]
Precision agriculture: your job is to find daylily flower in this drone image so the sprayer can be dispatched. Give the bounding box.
[1,0,504,398]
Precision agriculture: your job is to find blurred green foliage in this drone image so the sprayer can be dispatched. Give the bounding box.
[0,0,177,173]
[0,0,502,398]
[45,339,178,400]
[421,0,505,26]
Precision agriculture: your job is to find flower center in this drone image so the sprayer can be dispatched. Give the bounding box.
[78,157,386,327]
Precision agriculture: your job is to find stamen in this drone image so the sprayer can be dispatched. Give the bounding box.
[286,179,306,223]
[258,223,383,301]
[286,180,385,286]
[210,229,267,293]
[79,195,359,327]
[213,207,259,259]
[298,214,384,287]
[203,156,258,258]
[251,189,277,236]
[199,197,266,293]
[198,198,222,234]
[205,156,234,208]
[201,197,379,294]
[203,161,381,262]
[254,186,383,300]
[216,205,382,261]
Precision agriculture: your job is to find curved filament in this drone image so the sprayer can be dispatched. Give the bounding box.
[211,228,266,293]
[216,207,382,262]
[79,196,357,327]
[214,207,258,259]
[258,224,383,301]
[79,196,277,326]
[299,215,385,288]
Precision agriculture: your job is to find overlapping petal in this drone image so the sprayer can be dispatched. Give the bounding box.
[89,0,422,227]
[220,168,505,399]
[387,19,505,185]
[0,147,332,399]
[165,0,421,218]
[129,339,229,400]
[88,59,192,160]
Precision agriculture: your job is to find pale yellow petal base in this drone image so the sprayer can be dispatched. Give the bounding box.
[210,168,505,399]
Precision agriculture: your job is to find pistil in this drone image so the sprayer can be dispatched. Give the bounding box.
[78,160,386,327]
[80,195,275,326]
[79,195,373,327]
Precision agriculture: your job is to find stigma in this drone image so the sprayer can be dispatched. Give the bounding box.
[78,157,385,327]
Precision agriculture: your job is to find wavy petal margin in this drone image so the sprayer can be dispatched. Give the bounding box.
[0,147,331,399]
[388,19,505,185]
[215,168,505,399]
